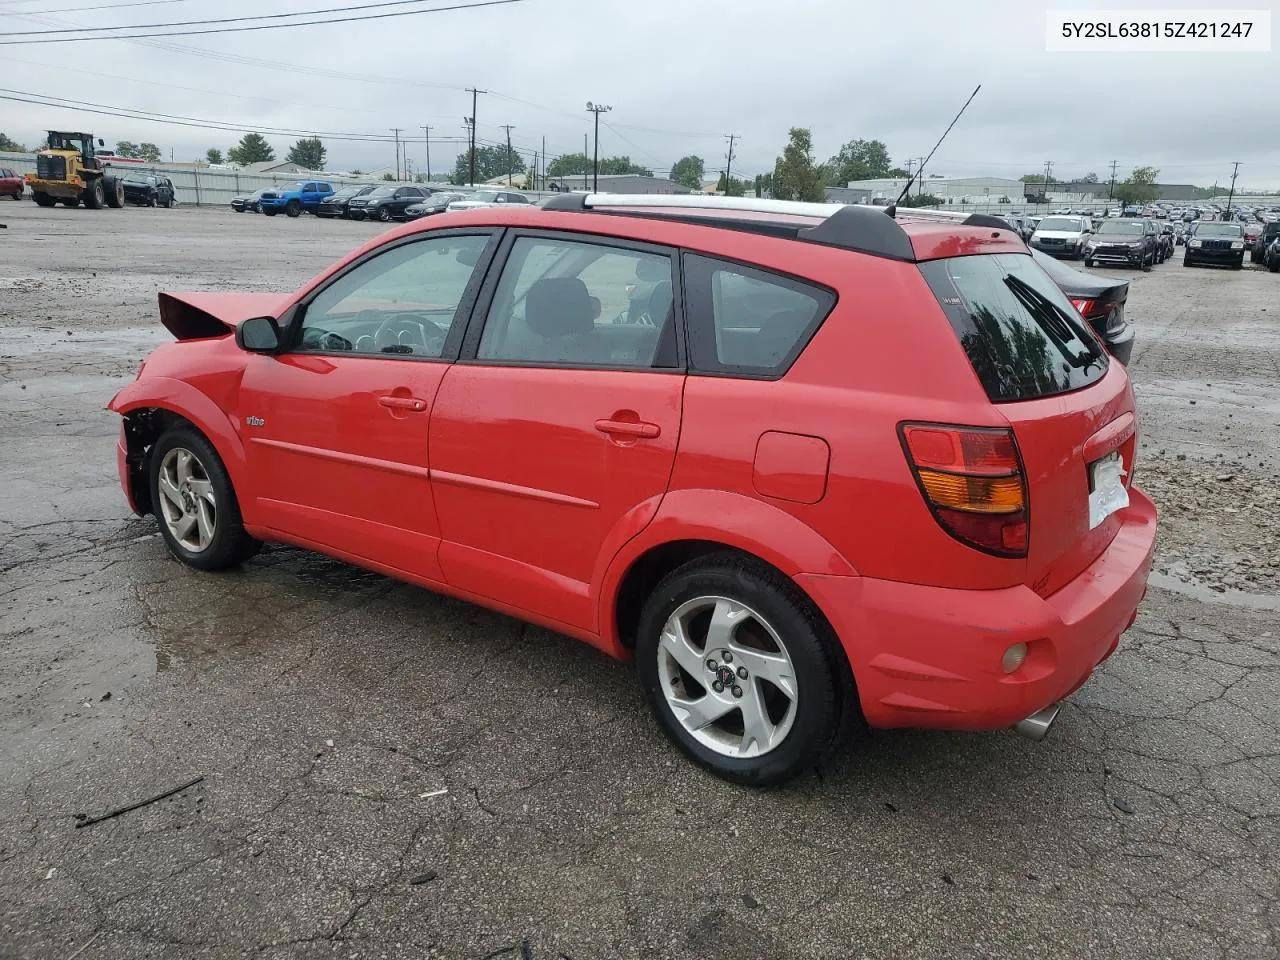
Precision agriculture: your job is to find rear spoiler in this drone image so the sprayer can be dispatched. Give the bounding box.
[158,291,291,341]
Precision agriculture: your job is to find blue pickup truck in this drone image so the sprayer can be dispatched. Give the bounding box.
[259,180,334,217]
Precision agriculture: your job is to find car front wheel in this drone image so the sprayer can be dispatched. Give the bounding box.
[377,206,392,222]
[636,554,847,786]
[150,426,260,571]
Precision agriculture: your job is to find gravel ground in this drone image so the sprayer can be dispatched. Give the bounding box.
[1,203,1278,960]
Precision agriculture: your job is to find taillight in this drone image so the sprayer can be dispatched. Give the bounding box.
[1069,297,1094,316]
[900,423,1029,558]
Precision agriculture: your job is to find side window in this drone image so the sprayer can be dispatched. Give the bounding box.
[476,235,676,369]
[682,254,835,377]
[297,234,490,358]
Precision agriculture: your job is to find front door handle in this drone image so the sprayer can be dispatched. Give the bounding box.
[379,395,427,412]
[595,418,660,439]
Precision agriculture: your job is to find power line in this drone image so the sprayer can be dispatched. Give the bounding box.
[0,87,476,144]
[1,0,484,35]
[0,0,528,43]
[0,0,202,13]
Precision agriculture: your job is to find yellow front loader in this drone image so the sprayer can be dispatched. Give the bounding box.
[25,131,125,209]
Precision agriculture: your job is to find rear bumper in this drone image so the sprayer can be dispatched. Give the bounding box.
[797,487,1157,732]
[1103,324,1135,366]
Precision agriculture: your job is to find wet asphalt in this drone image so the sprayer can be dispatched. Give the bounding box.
[1,202,1277,960]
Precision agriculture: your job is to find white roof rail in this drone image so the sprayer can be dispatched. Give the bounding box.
[577,193,844,219]
[893,207,971,222]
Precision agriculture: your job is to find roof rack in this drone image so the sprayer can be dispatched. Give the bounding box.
[538,194,1014,261]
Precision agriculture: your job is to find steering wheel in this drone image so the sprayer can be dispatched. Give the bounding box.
[301,326,354,351]
[373,312,447,355]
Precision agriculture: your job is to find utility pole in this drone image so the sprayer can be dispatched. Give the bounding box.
[584,133,589,191]
[390,128,402,181]
[541,135,546,191]
[724,133,738,187]
[1108,159,1118,200]
[586,101,612,192]
[1042,160,1054,205]
[465,88,484,186]
[422,126,432,183]
[499,124,516,186]
[1225,161,1241,217]
[916,157,926,198]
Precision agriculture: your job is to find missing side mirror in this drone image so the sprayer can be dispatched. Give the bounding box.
[236,316,280,352]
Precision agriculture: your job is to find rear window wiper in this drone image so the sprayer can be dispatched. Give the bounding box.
[1002,274,1099,369]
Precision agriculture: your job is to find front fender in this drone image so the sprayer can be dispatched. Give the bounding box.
[594,488,858,652]
[107,376,248,491]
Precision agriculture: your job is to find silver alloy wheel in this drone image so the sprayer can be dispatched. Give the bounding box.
[657,596,798,759]
[156,447,217,553]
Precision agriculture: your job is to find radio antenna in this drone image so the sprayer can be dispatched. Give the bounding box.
[888,84,982,216]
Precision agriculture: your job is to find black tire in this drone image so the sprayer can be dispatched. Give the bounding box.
[1251,248,1261,263]
[1083,259,1093,268]
[377,206,392,222]
[149,193,158,207]
[234,206,245,213]
[263,208,277,217]
[33,192,56,208]
[285,199,302,218]
[149,425,261,572]
[164,195,174,208]
[1269,259,1279,273]
[83,178,105,210]
[61,197,80,208]
[1183,255,1194,267]
[1233,258,1243,270]
[103,177,124,208]
[635,553,850,786]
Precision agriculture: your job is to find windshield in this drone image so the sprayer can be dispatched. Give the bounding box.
[332,187,362,198]
[1196,223,1243,238]
[1096,221,1144,236]
[124,176,153,185]
[920,253,1106,402]
[366,187,395,198]
[1036,217,1085,232]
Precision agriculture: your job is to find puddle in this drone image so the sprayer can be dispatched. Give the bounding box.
[1148,571,1280,612]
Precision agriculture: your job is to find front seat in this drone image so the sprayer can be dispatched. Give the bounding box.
[524,277,597,363]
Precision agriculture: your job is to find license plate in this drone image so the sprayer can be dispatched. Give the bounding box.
[1088,451,1129,529]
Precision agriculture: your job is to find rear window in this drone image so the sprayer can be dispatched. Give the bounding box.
[920,253,1108,402]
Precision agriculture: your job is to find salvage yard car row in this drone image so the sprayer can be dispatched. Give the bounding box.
[228,180,534,221]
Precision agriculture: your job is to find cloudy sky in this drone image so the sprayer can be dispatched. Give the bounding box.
[0,0,1276,187]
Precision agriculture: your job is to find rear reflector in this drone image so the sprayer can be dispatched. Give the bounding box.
[900,423,1029,558]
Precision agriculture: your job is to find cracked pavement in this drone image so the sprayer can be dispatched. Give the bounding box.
[1,204,1277,959]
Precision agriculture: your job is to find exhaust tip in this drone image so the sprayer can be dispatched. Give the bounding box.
[1014,702,1062,741]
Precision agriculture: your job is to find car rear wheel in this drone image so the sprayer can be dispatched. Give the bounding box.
[636,554,846,786]
[150,426,260,571]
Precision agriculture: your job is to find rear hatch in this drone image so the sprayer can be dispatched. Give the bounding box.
[919,252,1136,597]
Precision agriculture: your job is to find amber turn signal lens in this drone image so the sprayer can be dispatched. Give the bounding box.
[916,469,1024,515]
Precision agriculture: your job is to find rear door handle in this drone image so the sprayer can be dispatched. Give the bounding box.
[595,418,660,439]
[379,395,427,412]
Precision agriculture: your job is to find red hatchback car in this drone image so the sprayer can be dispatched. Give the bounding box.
[109,196,1157,785]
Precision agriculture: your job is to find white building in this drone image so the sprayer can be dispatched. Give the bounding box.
[847,176,1023,203]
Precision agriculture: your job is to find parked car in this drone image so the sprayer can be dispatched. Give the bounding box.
[121,173,175,208]
[1253,221,1280,263]
[446,189,535,212]
[0,166,24,199]
[347,185,427,221]
[404,191,466,219]
[1242,222,1263,252]
[1031,248,1134,366]
[1030,215,1092,260]
[1156,224,1175,262]
[1122,205,1141,217]
[230,189,266,214]
[1184,222,1246,269]
[259,181,334,218]
[106,197,1156,786]
[1084,219,1156,269]
[1265,236,1280,272]
[315,184,377,219]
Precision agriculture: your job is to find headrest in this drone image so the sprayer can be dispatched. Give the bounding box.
[648,280,673,321]
[526,277,595,338]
